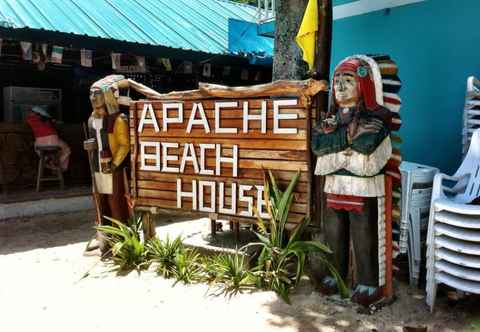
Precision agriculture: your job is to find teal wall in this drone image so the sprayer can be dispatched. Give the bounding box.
[332,0,480,173]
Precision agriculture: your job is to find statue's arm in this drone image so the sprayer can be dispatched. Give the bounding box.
[311,125,349,156]
[112,115,130,167]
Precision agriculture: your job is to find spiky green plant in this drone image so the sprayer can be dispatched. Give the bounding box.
[171,249,203,285]
[146,236,185,278]
[96,215,148,271]
[209,252,256,297]
[244,170,348,303]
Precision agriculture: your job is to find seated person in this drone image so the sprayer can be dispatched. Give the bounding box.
[25,106,71,171]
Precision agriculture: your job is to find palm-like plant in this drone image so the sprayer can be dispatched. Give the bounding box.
[208,252,256,297]
[96,215,148,271]
[146,236,185,278]
[244,170,348,303]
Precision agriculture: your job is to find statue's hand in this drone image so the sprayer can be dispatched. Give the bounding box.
[83,138,97,151]
[350,117,384,140]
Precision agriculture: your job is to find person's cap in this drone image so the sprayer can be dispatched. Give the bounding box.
[31,106,51,118]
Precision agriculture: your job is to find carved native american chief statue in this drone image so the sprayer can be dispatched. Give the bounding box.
[312,55,402,307]
[84,75,161,251]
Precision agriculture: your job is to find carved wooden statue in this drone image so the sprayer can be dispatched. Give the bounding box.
[312,55,401,306]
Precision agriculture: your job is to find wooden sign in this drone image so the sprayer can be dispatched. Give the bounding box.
[130,80,327,225]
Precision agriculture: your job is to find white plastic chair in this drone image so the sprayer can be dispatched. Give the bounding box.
[463,76,480,157]
[426,129,480,311]
[399,162,438,286]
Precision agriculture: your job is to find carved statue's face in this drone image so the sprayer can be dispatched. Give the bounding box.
[90,89,107,118]
[334,72,359,108]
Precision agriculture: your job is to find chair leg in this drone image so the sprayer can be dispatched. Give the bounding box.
[36,154,44,192]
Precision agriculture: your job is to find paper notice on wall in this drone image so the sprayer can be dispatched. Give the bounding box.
[51,45,64,64]
[161,58,172,71]
[81,49,93,67]
[202,63,211,77]
[20,41,32,61]
[111,53,121,70]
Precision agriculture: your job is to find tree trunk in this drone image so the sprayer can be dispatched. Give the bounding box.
[272,0,309,80]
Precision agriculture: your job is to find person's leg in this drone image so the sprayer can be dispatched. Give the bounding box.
[319,207,350,293]
[350,198,380,306]
[56,138,71,171]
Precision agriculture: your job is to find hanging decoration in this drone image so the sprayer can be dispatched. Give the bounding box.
[111,52,121,70]
[51,45,64,64]
[20,41,32,61]
[202,63,212,77]
[81,49,93,67]
[160,58,172,71]
[136,55,146,72]
[32,43,48,70]
[183,61,193,74]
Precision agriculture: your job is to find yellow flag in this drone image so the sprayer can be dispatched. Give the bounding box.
[295,0,318,71]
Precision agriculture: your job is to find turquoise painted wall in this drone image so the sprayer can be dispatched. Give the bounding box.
[332,0,480,173]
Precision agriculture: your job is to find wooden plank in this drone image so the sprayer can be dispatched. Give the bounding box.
[136,169,309,183]
[131,137,308,151]
[133,128,307,140]
[136,179,309,193]
[137,188,309,203]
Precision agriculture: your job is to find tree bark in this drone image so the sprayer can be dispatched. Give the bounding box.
[272,0,309,80]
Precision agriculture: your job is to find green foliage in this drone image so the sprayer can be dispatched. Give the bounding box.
[146,236,202,285]
[96,215,148,271]
[171,249,204,285]
[244,170,348,303]
[146,236,184,279]
[208,252,256,297]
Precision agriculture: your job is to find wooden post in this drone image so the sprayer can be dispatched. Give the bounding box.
[312,0,333,228]
[142,211,156,241]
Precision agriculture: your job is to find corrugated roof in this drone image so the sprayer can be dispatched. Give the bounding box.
[0,0,262,55]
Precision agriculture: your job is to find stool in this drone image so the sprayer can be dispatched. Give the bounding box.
[35,146,64,192]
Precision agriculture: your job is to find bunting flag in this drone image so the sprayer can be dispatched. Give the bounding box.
[222,66,231,77]
[202,63,211,77]
[183,61,193,74]
[136,55,146,72]
[160,58,172,71]
[20,41,32,61]
[295,0,318,71]
[81,49,93,67]
[111,52,121,70]
[241,68,249,80]
[51,45,64,64]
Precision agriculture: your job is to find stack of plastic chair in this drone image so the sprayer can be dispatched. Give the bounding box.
[399,162,439,287]
[426,128,480,312]
[462,76,480,158]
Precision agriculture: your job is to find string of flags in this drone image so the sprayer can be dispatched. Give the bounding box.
[0,39,265,81]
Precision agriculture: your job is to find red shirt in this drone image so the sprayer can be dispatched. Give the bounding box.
[25,113,57,138]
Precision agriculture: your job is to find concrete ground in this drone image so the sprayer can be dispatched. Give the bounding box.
[1,210,479,332]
